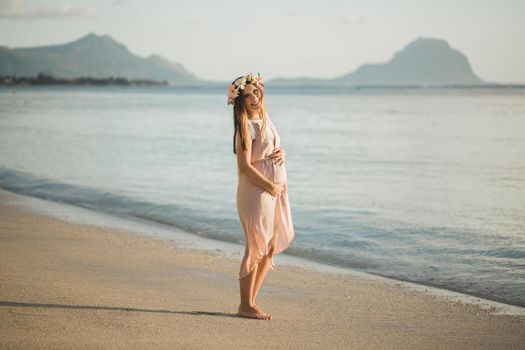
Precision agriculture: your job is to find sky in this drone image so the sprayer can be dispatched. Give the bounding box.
[1,0,524,83]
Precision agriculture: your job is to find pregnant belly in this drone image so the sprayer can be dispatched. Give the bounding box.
[252,158,286,184]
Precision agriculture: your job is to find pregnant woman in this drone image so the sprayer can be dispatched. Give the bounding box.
[228,73,295,320]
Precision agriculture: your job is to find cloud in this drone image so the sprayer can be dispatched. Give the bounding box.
[183,18,202,26]
[0,0,96,19]
[282,9,377,25]
[340,11,378,25]
[111,0,128,7]
[284,10,304,17]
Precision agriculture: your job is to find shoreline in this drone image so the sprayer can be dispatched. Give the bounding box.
[2,188,525,315]
[1,188,524,316]
[1,188,524,348]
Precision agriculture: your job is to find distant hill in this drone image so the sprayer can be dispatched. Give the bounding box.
[337,38,482,85]
[0,35,499,87]
[0,33,201,85]
[270,37,484,86]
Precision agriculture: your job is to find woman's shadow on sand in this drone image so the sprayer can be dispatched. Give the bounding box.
[0,300,239,318]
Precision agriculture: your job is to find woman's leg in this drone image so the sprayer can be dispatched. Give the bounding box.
[239,259,257,307]
[252,232,279,305]
[238,250,271,320]
[251,255,272,305]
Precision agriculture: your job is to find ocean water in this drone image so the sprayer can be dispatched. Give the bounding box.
[1,86,524,307]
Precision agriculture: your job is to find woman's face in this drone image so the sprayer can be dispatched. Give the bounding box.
[243,83,262,115]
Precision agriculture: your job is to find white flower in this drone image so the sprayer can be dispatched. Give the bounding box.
[227,73,265,105]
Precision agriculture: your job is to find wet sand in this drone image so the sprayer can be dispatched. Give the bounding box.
[0,190,523,349]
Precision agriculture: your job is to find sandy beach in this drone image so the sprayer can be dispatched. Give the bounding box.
[0,189,523,349]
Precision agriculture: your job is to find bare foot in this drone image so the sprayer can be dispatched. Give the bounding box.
[252,303,272,319]
[237,304,272,320]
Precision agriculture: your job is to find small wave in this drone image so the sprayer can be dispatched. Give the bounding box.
[1,166,524,308]
[478,247,525,260]
[0,166,241,244]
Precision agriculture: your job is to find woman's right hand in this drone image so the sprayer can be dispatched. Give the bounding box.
[268,183,286,197]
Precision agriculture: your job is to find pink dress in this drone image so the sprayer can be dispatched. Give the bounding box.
[236,115,295,280]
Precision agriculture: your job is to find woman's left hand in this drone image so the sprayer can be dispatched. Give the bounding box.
[269,147,285,166]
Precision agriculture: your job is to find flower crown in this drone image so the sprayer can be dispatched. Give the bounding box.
[227,72,264,105]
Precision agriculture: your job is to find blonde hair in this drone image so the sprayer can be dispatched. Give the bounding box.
[232,83,267,154]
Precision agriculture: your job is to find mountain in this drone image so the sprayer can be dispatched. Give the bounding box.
[0,35,490,87]
[269,37,484,86]
[0,33,200,85]
[336,38,482,85]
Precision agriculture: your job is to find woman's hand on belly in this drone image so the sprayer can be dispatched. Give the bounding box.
[269,182,286,197]
[268,147,285,166]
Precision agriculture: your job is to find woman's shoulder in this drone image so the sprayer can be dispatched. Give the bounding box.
[247,112,271,122]
[265,114,275,128]
[246,119,259,140]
